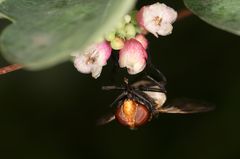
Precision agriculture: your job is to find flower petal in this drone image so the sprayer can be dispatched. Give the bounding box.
[73,41,112,78]
[73,54,92,74]
[95,41,112,65]
[157,23,173,36]
[136,2,177,37]
[134,34,148,49]
[91,66,103,79]
[136,6,146,27]
[119,39,147,75]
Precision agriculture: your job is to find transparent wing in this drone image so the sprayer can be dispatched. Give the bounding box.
[158,98,215,114]
[131,79,153,88]
[131,79,167,109]
[96,112,115,126]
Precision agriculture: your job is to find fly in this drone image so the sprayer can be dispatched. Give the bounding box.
[98,67,215,129]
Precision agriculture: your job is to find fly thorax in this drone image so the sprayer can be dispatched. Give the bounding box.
[144,91,167,109]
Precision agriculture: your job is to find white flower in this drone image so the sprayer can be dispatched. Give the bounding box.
[73,41,112,79]
[119,39,148,75]
[137,2,177,37]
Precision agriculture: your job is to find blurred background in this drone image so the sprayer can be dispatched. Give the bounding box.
[0,0,240,159]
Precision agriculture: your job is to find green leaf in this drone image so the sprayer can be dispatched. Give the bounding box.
[184,0,240,36]
[0,0,136,70]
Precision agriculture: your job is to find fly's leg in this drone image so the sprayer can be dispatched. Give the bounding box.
[109,92,127,108]
[146,75,167,93]
[149,65,167,84]
[102,86,125,91]
[145,54,167,84]
[109,51,120,83]
[131,90,156,113]
[136,87,166,93]
[131,90,159,118]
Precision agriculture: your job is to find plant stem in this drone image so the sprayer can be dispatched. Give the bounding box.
[177,9,193,21]
[0,64,23,75]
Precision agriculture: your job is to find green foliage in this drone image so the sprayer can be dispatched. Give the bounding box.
[0,0,136,70]
[184,0,240,36]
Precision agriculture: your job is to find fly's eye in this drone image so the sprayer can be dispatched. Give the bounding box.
[115,106,129,127]
[134,104,150,126]
[115,100,150,128]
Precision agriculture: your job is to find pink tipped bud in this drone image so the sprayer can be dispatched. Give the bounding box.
[73,41,112,79]
[119,39,148,75]
[134,34,148,49]
[136,2,177,37]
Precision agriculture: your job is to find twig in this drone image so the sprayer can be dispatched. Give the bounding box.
[0,64,23,75]
[177,9,193,21]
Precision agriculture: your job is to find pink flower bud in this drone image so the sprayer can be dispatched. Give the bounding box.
[119,39,148,75]
[134,34,148,49]
[136,2,177,37]
[73,41,112,79]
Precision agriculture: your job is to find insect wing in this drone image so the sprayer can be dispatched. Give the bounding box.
[158,98,215,114]
[131,79,167,109]
[97,112,115,126]
[131,79,153,88]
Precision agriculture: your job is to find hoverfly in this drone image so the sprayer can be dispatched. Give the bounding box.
[98,67,214,129]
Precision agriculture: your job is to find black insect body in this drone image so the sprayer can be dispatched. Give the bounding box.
[99,68,214,129]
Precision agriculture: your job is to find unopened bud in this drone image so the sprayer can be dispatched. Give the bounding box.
[124,14,131,23]
[116,20,125,29]
[105,31,116,41]
[125,23,137,39]
[110,37,124,50]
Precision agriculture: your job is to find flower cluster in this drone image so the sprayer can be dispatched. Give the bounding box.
[73,2,177,78]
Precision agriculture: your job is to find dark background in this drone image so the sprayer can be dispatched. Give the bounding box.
[0,0,240,159]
